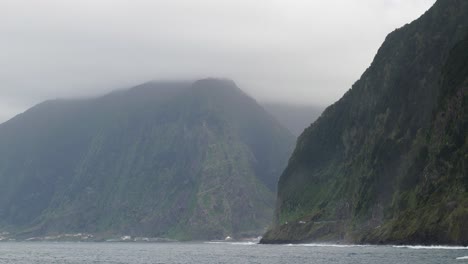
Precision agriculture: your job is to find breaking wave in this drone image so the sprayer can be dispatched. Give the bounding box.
[230,242,257,246]
[204,241,257,246]
[393,245,468,250]
[286,243,370,248]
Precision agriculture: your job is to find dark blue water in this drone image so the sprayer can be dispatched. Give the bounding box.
[0,242,467,263]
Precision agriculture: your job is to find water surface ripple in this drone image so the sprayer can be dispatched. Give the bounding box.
[0,242,467,264]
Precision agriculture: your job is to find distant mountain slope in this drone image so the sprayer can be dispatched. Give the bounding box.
[262,0,468,245]
[0,78,295,240]
[262,103,324,136]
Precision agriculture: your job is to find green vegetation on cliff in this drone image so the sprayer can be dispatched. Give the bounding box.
[262,0,468,245]
[0,79,295,240]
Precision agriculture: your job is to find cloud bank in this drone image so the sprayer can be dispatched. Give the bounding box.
[0,0,436,123]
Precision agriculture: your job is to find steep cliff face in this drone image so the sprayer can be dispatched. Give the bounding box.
[0,79,295,240]
[262,0,468,245]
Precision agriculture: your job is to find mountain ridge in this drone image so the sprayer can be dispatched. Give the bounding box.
[0,78,295,241]
[262,0,468,245]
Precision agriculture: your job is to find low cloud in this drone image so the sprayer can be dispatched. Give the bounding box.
[0,0,436,123]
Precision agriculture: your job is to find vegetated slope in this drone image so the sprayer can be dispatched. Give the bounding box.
[262,103,324,137]
[0,78,295,240]
[262,0,468,245]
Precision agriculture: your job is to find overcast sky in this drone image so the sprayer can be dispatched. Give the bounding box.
[1,0,436,123]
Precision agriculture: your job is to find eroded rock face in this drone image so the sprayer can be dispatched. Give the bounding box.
[263,0,468,245]
[0,79,295,241]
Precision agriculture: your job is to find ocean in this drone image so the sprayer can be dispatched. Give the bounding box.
[0,241,467,263]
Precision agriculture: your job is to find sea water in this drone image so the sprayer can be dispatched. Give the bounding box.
[0,241,467,264]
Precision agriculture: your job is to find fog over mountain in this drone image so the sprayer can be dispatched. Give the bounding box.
[0,0,435,123]
[262,0,468,245]
[262,103,324,136]
[0,79,296,240]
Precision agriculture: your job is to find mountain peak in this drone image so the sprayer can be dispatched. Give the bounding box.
[192,78,237,88]
[0,80,295,241]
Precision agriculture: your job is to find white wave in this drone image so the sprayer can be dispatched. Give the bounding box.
[456,256,468,260]
[204,241,257,246]
[230,242,257,246]
[288,243,369,248]
[393,245,468,250]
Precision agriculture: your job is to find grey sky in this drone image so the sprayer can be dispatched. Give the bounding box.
[1,0,436,123]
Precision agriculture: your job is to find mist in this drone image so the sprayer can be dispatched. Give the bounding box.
[0,0,435,123]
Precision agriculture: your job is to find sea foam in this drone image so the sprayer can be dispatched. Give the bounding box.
[204,241,257,246]
[393,245,468,250]
[287,243,369,248]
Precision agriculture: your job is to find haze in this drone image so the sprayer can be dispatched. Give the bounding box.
[0,0,435,123]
